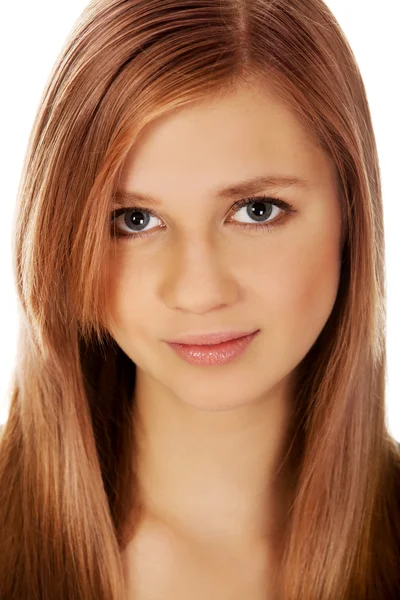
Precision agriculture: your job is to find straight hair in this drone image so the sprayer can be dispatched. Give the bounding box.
[0,0,399,597]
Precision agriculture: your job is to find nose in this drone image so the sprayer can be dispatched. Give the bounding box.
[159,237,240,315]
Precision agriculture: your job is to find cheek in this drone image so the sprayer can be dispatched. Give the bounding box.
[103,253,150,340]
[261,237,341,360]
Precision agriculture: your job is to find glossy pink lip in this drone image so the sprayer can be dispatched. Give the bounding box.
[166,330,259,366]
[165,330,259,345]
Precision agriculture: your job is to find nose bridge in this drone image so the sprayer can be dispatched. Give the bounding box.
[159,233,240,314]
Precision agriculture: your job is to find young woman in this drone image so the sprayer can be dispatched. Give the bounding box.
[0,0,399,598]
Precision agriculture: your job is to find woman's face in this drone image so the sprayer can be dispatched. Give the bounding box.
[104,83,343,411]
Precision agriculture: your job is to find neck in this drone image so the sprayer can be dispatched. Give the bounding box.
[132,369,297,550]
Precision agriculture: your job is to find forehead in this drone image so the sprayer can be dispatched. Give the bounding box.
[119,85,334,197]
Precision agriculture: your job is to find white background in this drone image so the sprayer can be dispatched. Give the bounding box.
[0,1,398,441]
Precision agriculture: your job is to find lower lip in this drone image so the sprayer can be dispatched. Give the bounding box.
[166,331,259,366]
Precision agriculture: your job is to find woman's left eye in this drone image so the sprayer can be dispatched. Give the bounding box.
[228,196,295,229]
[109,195,296,242]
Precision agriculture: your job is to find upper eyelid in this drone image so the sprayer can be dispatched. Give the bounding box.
[111,195,290,217]
[111,176,311,209]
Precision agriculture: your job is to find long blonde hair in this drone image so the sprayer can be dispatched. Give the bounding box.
[1,0,399,597]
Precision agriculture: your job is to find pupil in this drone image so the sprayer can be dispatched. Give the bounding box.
[249,201,272,221]
[126,210,150,230]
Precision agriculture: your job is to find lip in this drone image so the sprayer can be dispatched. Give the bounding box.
[165,330,259,366]
[165,330,259,345]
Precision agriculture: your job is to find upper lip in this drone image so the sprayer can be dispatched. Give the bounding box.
[165,330,259,345]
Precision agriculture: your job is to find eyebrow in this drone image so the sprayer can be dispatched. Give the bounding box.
[112,175,312,208]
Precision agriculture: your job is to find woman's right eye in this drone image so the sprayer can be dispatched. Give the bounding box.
[110,207,163,240]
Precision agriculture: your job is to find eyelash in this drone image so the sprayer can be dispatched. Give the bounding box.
[109,195,296,242]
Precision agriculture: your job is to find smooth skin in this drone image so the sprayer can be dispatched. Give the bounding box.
[104,81,343,598]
